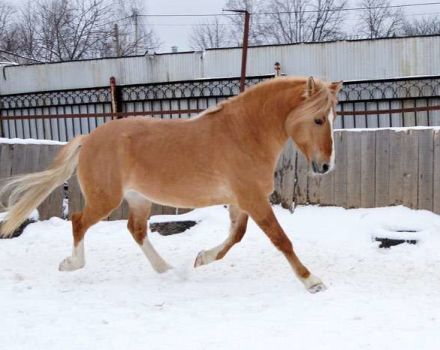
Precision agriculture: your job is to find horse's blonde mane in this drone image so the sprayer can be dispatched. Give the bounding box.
[195,77,336,123]
[302,79,336,115]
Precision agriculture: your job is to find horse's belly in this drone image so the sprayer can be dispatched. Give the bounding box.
[127,177,235,208]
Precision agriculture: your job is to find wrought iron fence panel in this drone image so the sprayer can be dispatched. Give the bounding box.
[1,75,440,140]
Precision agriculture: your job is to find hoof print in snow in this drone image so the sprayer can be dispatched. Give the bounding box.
[374,237,418,248]
[150,220,197,236]
[0,219,35,239]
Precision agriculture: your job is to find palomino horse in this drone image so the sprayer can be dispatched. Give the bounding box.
[0,76,341,293]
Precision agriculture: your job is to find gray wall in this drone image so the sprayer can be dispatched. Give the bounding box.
[2,35,440,94]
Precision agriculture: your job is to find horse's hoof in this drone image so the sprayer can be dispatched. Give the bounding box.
[301,274,327,293]
[58,257,84,272]
[194,250,206,268]
[154,263,172,274]
[307,282,327,294]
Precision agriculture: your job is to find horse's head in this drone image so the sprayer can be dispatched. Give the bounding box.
[285,77,342,175]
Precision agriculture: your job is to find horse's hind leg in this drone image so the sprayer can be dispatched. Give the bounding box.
[126,192,171,273]
[59,204,117,271]
[194,205,248,267]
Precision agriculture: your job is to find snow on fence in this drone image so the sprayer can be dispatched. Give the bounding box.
[1,127,439,220]
[273,127,440,215]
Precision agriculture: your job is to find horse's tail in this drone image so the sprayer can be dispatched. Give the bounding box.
[0,136,86,237]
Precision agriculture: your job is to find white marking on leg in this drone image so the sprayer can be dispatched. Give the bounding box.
[327,109,336,170]
[300,273,327,293]
[59,240,85,272]
[139,238,172,273]
[194,244,225,267]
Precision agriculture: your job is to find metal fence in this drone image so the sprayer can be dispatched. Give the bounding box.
[1,74,440,141]
[338,76,440,128]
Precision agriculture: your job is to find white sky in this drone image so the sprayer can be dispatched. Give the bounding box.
[9,0,440,53]
[144,0,440,52]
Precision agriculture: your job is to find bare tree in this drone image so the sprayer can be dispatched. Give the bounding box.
[262,0,310,43]
[5,0,160,62]
[401,16,440,36]
[225,0,267,45]
[357,0,404,38]
[14,0,113,62]
[0,1,13,36]
[112,0,160,56]
[190,17,230,50]
[309,0,346,41]
[262,0,346,44]
[0,1,19,57]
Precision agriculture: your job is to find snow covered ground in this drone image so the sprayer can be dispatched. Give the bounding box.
[1,205,440,350]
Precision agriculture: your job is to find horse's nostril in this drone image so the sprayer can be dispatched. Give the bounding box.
[322,163,329,172]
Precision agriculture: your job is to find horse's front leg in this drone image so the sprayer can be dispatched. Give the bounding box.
[194,205,248,267]
[241,197,326,293]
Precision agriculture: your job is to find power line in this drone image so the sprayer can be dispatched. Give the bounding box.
[133,2,440,18]
[139,11,440,28]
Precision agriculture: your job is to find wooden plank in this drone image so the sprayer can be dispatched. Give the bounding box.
[10,144,27,176]
[388,130,403,205]
[346,131,362,208]
[295,151,309,205]
[67,174,83,216]
[307,173,321,205]
[360,130,376,208]
[401,129,418,209]
[417,129,434,211]
[317,169,334,206]
[0,143,14,180]
[433,130,440,215]
[25,144,42,173]
[375,129,390,207]
[333,131,347,208]
[272,140,295,208]
[279,141,296,208]
[38,144,64,220]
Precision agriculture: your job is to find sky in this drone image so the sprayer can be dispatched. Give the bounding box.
[8,0,440,53]
[143,0,440,52]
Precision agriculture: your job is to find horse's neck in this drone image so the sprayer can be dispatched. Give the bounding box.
[225,91,291,162]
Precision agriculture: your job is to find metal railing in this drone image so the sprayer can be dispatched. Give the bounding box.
[1,74,440,141]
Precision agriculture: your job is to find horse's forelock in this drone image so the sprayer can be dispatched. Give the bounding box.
[298,80,335,118]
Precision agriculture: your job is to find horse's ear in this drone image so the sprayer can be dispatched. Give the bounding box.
[306,76,316,97]
[329,81,343,94]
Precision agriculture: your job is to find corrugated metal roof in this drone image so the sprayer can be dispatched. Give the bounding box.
[1,36,440,94]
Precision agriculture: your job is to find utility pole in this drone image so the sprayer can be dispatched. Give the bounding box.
[113,23,121,57]
[133,10,139,55]
[224,9,250,93]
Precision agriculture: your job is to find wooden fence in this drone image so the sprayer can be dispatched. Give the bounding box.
[0,141,181,221]
[273,127,440,214]
[1,127,439,221]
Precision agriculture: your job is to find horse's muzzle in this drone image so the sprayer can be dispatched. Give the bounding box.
[311,160,330,174]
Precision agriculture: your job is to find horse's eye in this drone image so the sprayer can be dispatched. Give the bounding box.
[314,118,324,125]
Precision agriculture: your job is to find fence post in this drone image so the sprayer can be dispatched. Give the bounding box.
[274,62,281,77]
[0,114,3,138]
[110,76,122,118]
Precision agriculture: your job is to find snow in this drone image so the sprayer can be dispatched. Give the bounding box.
[1,204,440,350]
[336,126,440,132]
[0,138,66,145]
[0,209,38,222]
